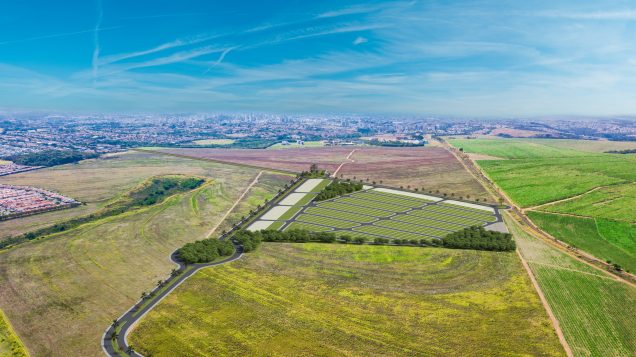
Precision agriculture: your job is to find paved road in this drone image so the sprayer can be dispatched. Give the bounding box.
[101,244,243,356]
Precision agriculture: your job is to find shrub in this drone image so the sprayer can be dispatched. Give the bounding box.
[177,239,234,264]
[314,180,363,201]
[442,226,515,251]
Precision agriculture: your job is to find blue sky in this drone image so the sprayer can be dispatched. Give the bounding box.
[1,0,636,116]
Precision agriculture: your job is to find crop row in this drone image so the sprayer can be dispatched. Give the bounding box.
[296,214,360,229]
[303,207,378,223]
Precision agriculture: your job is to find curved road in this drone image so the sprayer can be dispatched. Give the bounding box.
[101,244,243,356]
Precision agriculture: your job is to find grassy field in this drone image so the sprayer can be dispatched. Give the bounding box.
[509,215,636,356]
[0,310,27,357]
[129,243,564,356]
[539,182,636,222]
[0,151,244,239]
[527,212,636,273]
[0,152,286,356]
[192,139,235,145]
[448,138,636,207]
[285,189,499,241]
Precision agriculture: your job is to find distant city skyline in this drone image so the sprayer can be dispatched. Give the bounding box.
[1,0,636,116]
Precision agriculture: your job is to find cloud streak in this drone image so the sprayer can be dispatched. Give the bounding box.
[92,0,103,79]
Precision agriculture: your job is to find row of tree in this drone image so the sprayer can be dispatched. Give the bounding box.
[177,238,234,264]
[261,229,337,243]
[5,150,98,167]
[442,226,516,251]
[232,230,263,252]
[314,180,363,201]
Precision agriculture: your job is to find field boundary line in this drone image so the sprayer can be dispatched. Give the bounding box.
[206,171,263,239]
[132,148,297,175]
[524,185,606,211]
[515,248,573,357]
[331,149,356,178]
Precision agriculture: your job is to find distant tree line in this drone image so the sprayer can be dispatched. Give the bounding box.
[366,139,425,147]
[442,226,515,251]
[299,163,326,178]
[5,150,98,167]
[605,149,636,154]
[315,180,363,201]
[260,229,337,243]
[177,238,234,264]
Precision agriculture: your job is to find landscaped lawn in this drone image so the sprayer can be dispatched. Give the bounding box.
[129,243,564,356]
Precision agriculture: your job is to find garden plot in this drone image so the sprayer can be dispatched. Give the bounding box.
[253,182,504,242]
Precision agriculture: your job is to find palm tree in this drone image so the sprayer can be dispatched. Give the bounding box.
[112,319,119,328]
[126,345,135,354]
[140,292,148,300]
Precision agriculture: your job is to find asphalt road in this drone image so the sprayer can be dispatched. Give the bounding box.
[101,244,243,357]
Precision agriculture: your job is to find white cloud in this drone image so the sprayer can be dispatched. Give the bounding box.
[353,36,368,45]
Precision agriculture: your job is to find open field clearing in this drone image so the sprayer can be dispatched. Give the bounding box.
[340,147,490,200]
[129,243,564,356]
[448,138,636,207]
[273,188,502,242]
[509,215,636,356]
[192,139,235,145]
[0,151,247,239]
[0,310,27,357]
[158,147,350,172]
[538,182,636,222]
[527,212,636,273]
[157,147,491,201]
[0,154,286,356]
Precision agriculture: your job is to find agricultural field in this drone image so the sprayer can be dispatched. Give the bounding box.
[129,243,564,356]
[250,183,502,243]
[158,146,491,201]
[0,152,286,356]
[509,215,636,356]
[0,151,250,239]
[538,182,636,223]
[447,138,636,278]
[527,212,636,273]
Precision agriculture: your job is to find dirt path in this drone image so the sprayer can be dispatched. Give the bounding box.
[525,186,605,211]
[516,249,573,357]
[331,149,356,178]
[205,171,263,238]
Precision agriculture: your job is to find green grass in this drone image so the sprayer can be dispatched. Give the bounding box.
[276,206,303,221]
[540,182,636,222]
[408,210,489,226]
[351,191,427,207]
[509,215,636,356]
[129,243,564,356]
[303,207,378,223]
[354,225,431,240]
[296,214,360,229]
[316,201,395,218]
[0,310,27,357]
[527,211,636,273]
[423,205,497,220]
[335,196,411,213]
[392,214,466,230]
[374,219,450,237]
[449,138,636,207]
[284,221,333,231]
[0,152,287,356]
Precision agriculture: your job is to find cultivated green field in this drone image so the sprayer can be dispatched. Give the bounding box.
[284,189,499,242]
[448,138,636,277]
[449,138,636,207]
[509,215,636,356]
[539,182,636,222]
[129,243,564,356]
[0,152,286,356]
[527,212,636,273]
